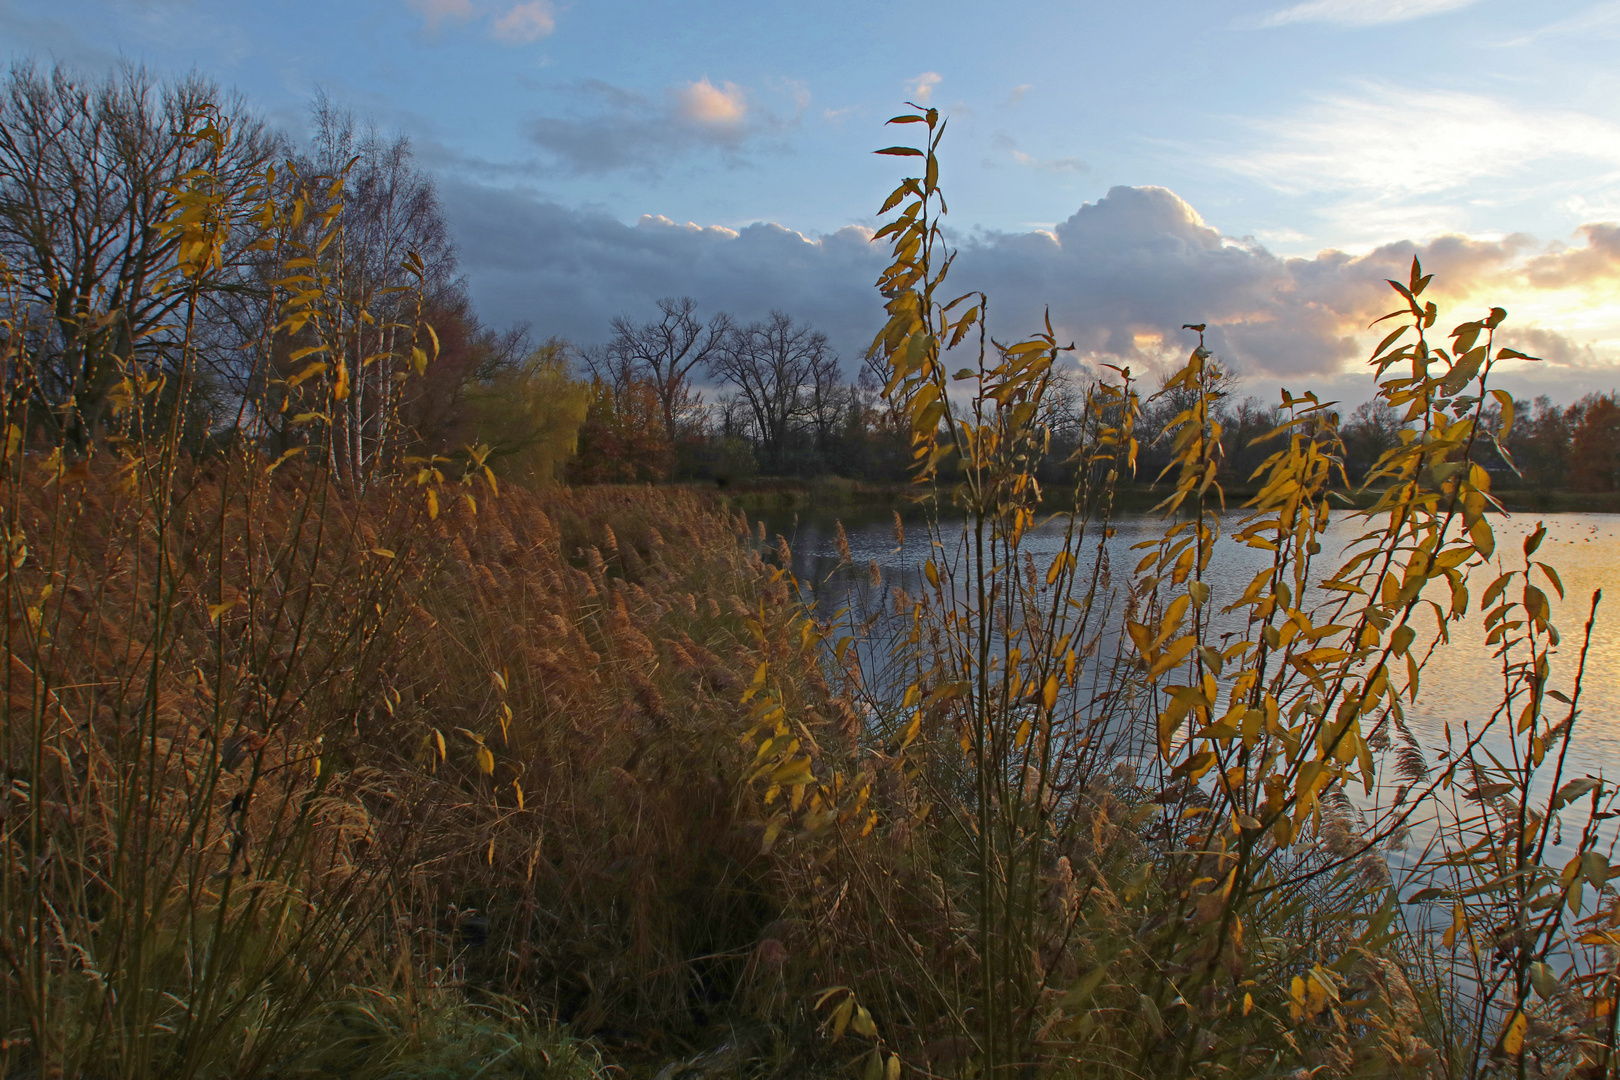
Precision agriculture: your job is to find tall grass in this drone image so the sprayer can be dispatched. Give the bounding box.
[0,99,822,1079]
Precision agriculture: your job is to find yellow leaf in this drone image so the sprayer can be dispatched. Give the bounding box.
[1043,674,1058,711]
[885,1053,901,1080]
[1501,1010,1527,1056]
[1243,992,1254,1016]
[287,361,327,388]
[851,1005,876,1038]
[477,744,495,775]
[831,995,854,1040]
[426,489,439,520]
[433,728,447,761]
[1443,902,1464,950]
[762,816,785,852]
[513,781,524,809]
[1305,973,1328,1017]
[1148,635,1198,679]
[266,447,304,474]
[333,358,350,401]
[771,757,815,787]
[1014,718,1031,749]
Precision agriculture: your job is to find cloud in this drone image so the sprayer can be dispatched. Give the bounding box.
[407,0,476,30]
[1221,88,1620,200]
[1525,224,1620,288]
[674,78,748,127]
[1004,84,1032,107]
[908,72,942,103]
[443,182,884,356]
[406,0,556,42]
[490,0,555,42]
[991,132,1087,174]
[1259,0,1480,27]
[522,77,790,175]
[1501,2,1620,46]
[1211,86,1620,248]
[445,181,1620,402]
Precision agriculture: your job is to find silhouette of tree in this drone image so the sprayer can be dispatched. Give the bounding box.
[595,297,731,454]
[1569,394,1620,492]
[708,311,839,473]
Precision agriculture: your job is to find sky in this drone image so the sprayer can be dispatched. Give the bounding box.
[7,0,1620,405]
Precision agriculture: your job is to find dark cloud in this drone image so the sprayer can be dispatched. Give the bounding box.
[443,181,884,359]
[446,180,1620,397]
[521,77,788,176]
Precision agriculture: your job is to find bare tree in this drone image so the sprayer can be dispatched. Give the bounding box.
[709,311,839,473]
[1137,358,1241,476]
[1338,397,1405,481]
[805,353,851,461]
[599,297,731,447]
[0,61,277,444]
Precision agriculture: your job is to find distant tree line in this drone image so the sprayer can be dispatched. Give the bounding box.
[564,297,912,485]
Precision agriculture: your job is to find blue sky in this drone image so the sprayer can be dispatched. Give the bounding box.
[8,0,1620,401]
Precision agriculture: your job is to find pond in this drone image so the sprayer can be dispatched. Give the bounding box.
[763,505,1620,868]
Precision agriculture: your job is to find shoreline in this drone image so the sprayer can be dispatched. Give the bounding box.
[702,476,1620,521]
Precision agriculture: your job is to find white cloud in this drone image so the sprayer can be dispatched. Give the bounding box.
[490,0,555,42]
[1220,88,1620,199]
[675,78,748,127]
[1210,86,1620,248]
[908,72,942,103]
[1260,0,1480,27]
[1501,2,1620,45]
[408,0,475,30]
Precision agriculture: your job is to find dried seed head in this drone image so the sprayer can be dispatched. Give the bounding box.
[755,937,788,968]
